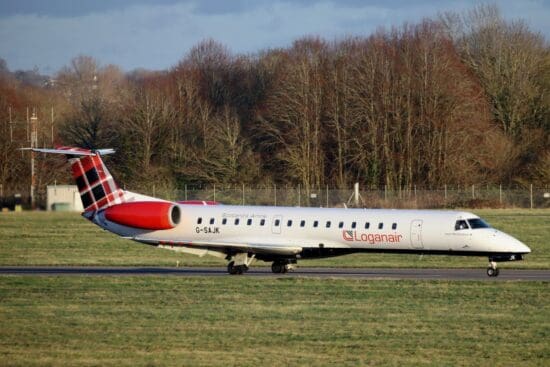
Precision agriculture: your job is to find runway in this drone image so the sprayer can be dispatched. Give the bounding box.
[1,266,549,281]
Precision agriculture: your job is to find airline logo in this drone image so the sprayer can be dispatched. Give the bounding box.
[343,230,403,244]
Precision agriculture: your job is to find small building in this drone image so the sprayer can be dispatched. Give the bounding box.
[47,185,83,212]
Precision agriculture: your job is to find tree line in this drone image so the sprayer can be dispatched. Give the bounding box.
[1,5,548,200]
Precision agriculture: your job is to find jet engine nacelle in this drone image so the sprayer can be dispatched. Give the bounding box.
[104,201,181,230]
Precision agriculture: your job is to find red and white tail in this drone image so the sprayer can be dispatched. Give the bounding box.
[23,146,126,212]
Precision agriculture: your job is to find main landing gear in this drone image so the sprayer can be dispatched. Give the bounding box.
[271,260,295,274]
[227,261,248,275]
[226,253,255,275]
[486,260,500,277]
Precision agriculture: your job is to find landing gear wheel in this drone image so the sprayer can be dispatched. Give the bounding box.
[486,260,499,277]
[227,261,248,275]
[271,262,287,274]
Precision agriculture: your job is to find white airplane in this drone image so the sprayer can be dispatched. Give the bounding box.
[26,147,531,277]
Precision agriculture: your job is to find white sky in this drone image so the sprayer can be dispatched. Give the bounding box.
[0,0,548,74]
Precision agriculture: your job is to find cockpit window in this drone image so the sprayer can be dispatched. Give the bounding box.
[455,220,469,230]
[467,218,490,229]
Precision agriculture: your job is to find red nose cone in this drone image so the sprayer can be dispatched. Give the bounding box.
[104,201,180,230]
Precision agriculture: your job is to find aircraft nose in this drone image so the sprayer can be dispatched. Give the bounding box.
[506,234,530,254]
[516,241,531,254]
[494,231,530,254]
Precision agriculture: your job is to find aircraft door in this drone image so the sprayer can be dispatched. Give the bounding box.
[410,220,423,249]
[272,215,283,234]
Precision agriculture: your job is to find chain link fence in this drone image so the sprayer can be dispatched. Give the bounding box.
[136,184,550,209]
[2,184,549,210]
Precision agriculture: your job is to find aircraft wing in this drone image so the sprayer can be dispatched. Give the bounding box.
[133,236,303,256]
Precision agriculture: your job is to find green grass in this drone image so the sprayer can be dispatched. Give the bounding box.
[0,209,549,268]
[0,276,548,366]
[1,212,549,366]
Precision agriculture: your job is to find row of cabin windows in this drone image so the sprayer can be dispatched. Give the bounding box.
[197,217,397,230]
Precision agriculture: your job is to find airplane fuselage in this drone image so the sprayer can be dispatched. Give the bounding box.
[93,204,530,266]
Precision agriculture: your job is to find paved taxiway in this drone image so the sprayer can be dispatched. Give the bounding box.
[0,266,548,281]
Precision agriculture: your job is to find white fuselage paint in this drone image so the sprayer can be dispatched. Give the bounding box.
[93,204,531,259]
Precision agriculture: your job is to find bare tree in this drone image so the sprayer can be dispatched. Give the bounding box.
[259,38,327,194]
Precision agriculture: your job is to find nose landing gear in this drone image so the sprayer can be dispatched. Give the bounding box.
[486,260,500,277]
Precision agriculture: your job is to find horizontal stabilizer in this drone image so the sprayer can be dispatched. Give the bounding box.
[20,147,115,156]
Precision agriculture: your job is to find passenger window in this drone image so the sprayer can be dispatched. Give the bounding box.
[247,218,252,226]
[300,220,305,227]
[209,218,215,225]
[338,221,344,229]
[287,220,293,227]
[455,220,469,230]
[260,219,265,226]
[197,217,202,224]
[326,221,331,228]
[234,218,240,225]
[365,222,370,229]
[351,222,356,229]
[274,219,280,226]
[222,218,227,225]
[392,223,397,230]
[313,220,319,228]
[378,223,383,230]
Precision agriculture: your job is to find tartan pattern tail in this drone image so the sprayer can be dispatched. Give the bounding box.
[69,153,125,212]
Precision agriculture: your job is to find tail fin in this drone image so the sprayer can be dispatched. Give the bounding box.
[23,146,126,212]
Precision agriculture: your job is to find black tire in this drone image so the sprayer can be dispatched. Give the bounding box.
[494,268,500,277]
[271,262,283,273]
[486,267,496,277]
[227,261,237,275]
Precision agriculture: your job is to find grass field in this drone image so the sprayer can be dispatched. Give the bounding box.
[0,276,548,366]
[1,211,549,366]
[0,209,548,269]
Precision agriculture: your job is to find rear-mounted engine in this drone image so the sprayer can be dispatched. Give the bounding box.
[104,201,181,230]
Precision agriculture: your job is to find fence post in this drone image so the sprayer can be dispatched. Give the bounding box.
[213,184,216,202]
[274,184,277,206]
[472,184,475,199]
[184,184,188,201]
[242,184,245,206]
[298,184,301,207]
[444,184,447,203]
[499,184,502,206]
[530,184,533,209]
[384,185,387,202]
[326,185,329,208]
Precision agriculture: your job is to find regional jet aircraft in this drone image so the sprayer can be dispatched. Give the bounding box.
[26,147,531,276]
